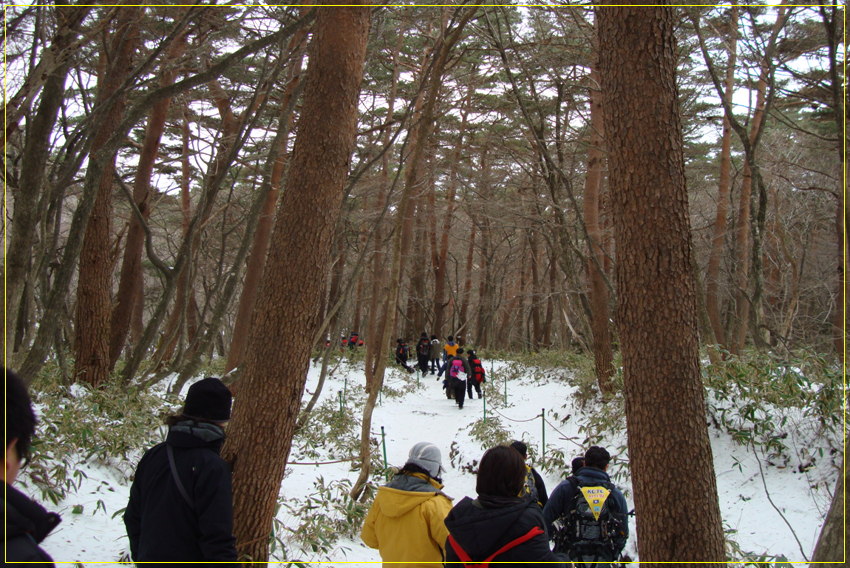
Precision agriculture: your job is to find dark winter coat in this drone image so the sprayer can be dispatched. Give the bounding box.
[541,467,628,558]
[5,482,60,565]
[124,421,238,565]
[444,495,567,568]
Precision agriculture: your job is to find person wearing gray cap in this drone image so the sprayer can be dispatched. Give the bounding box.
[361,442,453,567]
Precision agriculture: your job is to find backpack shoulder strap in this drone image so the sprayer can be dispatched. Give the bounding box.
[449,526,544,568]
[167,443,195,509]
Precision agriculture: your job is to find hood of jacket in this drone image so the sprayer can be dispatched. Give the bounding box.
[445,496,538,557]
[5,482,61,544]
[375,473,447,518]
[167,420,226,453]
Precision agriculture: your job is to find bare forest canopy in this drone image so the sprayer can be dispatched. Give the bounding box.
[2,1,846,387]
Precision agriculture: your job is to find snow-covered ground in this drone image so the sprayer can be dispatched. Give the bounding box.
[19,357,839,566]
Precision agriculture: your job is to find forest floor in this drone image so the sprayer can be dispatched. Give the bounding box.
[21,354,841,566]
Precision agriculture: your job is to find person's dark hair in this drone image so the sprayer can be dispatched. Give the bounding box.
[399,462,441,483]
[448,335,454,341]
[476,445,526,497]
[584,446,611,469]
[457,348,465,355]
[5,368,37,466]
[571,456,585,475]
[510,440,528,458]
[431,335,437,340]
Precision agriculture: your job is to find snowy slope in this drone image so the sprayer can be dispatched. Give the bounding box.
[17,357,837,566]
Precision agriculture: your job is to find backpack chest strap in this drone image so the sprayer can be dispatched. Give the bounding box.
[448,526,544,568]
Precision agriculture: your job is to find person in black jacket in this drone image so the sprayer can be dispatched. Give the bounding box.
[415,332,431,374]
[510,440,549,508]
[5,368,61,565]
[124,377,238,565]
[444,445,568,568]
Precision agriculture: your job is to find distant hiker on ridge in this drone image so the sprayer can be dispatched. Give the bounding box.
[429,335,441,375]
[443,335,459,362]
[416,332,431,375]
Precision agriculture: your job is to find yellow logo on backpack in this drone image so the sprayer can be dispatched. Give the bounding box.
[580,486,611,521]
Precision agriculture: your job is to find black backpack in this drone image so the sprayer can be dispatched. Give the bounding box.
[552,477,621,562]
[418,339,431,355]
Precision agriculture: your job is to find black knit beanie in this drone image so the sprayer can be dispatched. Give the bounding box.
[184,377,232,422]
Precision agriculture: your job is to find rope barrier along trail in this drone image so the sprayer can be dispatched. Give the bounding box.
[487,406,543,423]
[543,417,585,449]
[288,446,379,466]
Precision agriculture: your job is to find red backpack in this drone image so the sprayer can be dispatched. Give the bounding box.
[471,358,486,383]
[448,526,544,568]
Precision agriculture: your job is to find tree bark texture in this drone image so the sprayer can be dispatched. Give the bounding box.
[220,5,370,563]
[73,6,141,388]
[808,464,846,566]
[583,65,614,393]
[597,3,726,564]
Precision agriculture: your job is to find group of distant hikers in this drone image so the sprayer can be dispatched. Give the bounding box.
[395,334,487,409]
[6,364,628,567]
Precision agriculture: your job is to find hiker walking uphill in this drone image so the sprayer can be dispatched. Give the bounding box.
[361,442,453,568]
[542,446,629,567]
[443,336,459,361]
[416,333,431,375]
[443,348,472,409]
[444,445,568,568]
[429,335,441,374]
[5,368,62,565]
[395,339,414,373]
[124,378,238,565]
[465,350,486,400]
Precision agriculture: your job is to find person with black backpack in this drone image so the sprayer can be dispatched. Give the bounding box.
[124,378,238,565]
[542,446,629,567]
[416,332,432,374]
[444,445,567,568]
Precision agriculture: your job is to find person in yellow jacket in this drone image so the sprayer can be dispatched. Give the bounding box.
[361,442,453,567]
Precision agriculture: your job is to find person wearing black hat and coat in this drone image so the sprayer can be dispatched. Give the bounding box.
[5,368,61,565]
[444,445,567,568]
[124,378,238,565]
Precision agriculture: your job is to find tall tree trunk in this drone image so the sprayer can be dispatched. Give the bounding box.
[597,2,725,563]
[705,0,738,351]
[109,31,188,370]
[223,66,305,375]
[808,464,846,566]
[5,54,72,357]
[529,228,542,350]
[584,65,614,393]
[74,6,141,387]
[219,6,370,563]
[459,217,476,334]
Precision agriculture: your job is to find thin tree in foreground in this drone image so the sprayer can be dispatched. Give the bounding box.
[596,2,726,563]
[220,4,371,563]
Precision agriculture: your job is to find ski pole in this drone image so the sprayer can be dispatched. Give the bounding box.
[380,426,388,481]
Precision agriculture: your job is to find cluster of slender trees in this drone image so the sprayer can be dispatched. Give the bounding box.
[3,1,844,564]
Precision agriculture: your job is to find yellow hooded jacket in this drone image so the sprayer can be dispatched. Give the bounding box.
[361,473,453,568]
